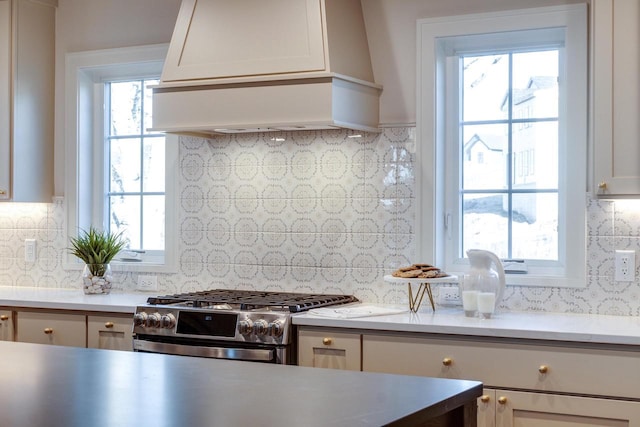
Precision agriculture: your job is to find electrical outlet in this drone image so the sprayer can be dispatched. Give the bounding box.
[137,275,158,291]
[438,286,461,306]
[615,250,636,282]
[24,239,36,262]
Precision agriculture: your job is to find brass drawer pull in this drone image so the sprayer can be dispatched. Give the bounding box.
[322,337,332,345]
[442,357,453,366]
[0,315,8,321]
[43,328,53,335]
[105,322,114,328]
[538,365,549,374]
[480,395,490,403]
[498,396,507,405]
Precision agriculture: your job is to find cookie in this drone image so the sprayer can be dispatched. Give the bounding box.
[399,269,423,278]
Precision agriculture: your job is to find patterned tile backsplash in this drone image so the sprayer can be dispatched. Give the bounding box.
[0,127,638,316]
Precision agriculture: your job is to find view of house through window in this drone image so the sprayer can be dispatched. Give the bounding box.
[106,78,166,253]
[459,49,559,261]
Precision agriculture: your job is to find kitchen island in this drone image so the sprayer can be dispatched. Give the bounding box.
[0,341,481,427]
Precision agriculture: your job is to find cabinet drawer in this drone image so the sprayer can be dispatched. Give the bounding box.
[363,333,640,399]
[88,314,133,351]
[16,311,86,347]
[298,327,362,371]
[0,310,13,341]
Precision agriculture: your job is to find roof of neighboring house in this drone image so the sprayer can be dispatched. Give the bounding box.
[464,133,504,155]
[500,76,558,110]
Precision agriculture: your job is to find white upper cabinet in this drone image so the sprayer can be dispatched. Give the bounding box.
[0,0,56,202]
[592,0,640,196]
[160,0,375,84]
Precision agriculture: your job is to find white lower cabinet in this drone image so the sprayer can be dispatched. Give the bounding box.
[480,388,640,427]
[297,327,362,371]
[14,310,135,350]
[356,331,640,426]
[16,311,86,347]
[87,314,133,351]
[0,310,13,341]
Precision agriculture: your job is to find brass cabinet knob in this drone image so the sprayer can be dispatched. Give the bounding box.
[498,396,508,405]
[442,357,453,366]
[105,322,114,328]
[538,365,549,374]
[0,315,8,321]
[598,181,607,190]
[43,328,53,335]
[480,395,490,403]
[322,337,332,345]
[0,190,5,195]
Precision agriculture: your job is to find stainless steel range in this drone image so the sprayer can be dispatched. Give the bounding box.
[132,289,358,364]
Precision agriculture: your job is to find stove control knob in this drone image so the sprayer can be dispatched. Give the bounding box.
[133,312,148,327]
[160,313,176,329]
[238,319,254,335]
[146,313,161,328]
[254,319,269,336]
[268,320,285,337]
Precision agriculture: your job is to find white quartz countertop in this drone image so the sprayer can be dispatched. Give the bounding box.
[293,304,640,346]
[0,287,150,313]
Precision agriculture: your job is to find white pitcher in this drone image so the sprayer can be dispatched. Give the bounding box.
[463,249,506,318]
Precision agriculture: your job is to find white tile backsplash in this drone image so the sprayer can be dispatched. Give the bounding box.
[0,128,639,315]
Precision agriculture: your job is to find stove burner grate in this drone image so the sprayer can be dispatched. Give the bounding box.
[146,289,358,313]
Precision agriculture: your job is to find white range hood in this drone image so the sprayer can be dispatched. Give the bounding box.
[151,0,381,136]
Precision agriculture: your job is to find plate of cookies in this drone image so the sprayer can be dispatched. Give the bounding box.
[384,264,458,312]
[384,263,457,283]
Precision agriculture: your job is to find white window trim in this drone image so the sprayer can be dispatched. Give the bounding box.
[64,44,179,273]
[416,5,587,288]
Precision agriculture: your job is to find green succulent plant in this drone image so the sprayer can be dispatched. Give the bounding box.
[69,227,127,276]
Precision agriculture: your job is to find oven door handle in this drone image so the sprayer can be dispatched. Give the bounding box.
[134,340,276,362]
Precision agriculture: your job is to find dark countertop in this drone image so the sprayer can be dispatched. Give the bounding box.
[0,341,482,427]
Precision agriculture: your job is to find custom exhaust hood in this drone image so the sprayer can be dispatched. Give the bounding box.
[151,0,381,136]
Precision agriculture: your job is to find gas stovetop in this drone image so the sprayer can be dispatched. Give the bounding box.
[145,289,359,313]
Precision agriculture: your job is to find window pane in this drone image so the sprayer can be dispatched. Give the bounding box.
[143,195,165,250]
[512,121,558,189]
[143,79,158,135]
[462,124,507,190]
[110,195,141,249]
[512,50,558,119]
[143,136,165,192]
[511,193,558,260]
[110,138,141,193]
[462,54,509,122]
[462,193,508,258]
[110,81,142,136]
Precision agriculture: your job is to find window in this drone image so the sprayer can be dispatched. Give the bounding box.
[105,79,166,254]
[417,5,587,287]
[65,45,178,271]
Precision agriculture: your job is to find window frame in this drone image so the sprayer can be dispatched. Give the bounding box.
[64,44,178,273]
[416,5,587,287]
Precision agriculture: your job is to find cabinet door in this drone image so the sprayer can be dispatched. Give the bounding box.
[478,389,496,427]
[593,0,640,195]
[0,0,9,200]
[162,0,326,82]
[0,310,13,341]
[87,314,133,351]
[16,311,86,347]
[298,327,361,371]
[493,389,640,427]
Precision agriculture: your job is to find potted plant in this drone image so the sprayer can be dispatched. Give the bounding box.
[69,227,127,294]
